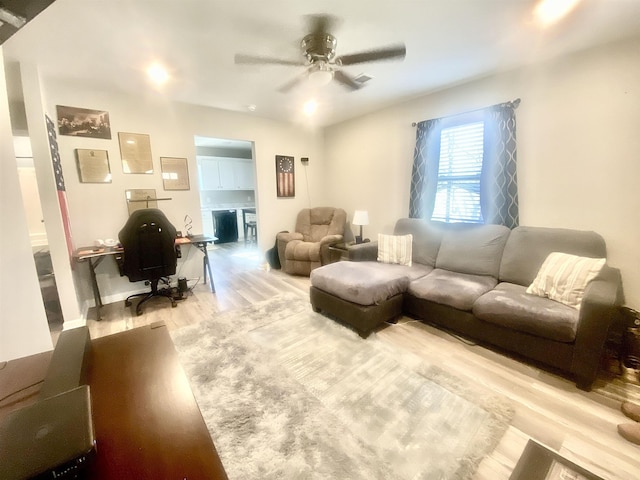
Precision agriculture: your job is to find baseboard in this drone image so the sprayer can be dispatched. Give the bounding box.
[63,318,87,330]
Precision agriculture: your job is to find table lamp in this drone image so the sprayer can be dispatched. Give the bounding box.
[352,210,369,244]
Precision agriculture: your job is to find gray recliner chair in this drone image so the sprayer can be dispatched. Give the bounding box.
[276,207,346,276]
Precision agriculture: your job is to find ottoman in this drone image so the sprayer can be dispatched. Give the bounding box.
[309,261,410,337]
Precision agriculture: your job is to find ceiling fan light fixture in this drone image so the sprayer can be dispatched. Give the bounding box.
[308,69,333,87]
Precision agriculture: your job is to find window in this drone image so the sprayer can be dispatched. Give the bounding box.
[431,120,484,223]
[409,99,519,228]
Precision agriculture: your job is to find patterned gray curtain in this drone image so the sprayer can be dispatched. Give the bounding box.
[409,99,520,227]
[408,118,441,218]
[481,99,520,229]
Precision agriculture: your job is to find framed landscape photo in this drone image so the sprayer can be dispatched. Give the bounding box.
[56,105,112,139]
[118,132,153,174]
[160,157,190,190]
[75,149,111,183]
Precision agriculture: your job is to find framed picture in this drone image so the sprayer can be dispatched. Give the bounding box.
[118,132,153,174]
[276,155,295,198]
[125,188,158,215]
[56,105,111,139]
[75,149,111,183]
[160,157,190,190]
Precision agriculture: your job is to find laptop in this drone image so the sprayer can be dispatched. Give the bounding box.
[0,385,96,479]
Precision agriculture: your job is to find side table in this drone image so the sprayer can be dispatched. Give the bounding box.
[328,242,353,263]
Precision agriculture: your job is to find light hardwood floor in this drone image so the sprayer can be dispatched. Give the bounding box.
[79,242,640,479]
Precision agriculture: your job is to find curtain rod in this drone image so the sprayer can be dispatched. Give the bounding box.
[411,98,521,126]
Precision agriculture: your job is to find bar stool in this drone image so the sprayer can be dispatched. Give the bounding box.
[245,220,257,245]
[242,208,257,246]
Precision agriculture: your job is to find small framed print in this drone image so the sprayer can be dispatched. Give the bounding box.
[76,149,112,183]
[276,155,294,198]
[125,188,157,215]
[160,157,190,190]
[118,132,153,174]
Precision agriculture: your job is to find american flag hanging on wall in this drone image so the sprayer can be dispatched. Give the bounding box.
[276,155,295,198]
[46,115,75,260]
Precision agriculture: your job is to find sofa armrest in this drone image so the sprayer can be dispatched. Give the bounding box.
[572,265,623,390]
[276,231,303,268]
[319,235,344,265]
[319,234,343,246]
[347,241,379,261]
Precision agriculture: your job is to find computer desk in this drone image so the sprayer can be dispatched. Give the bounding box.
[74,235,216,320]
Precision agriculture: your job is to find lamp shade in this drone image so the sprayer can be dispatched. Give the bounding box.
[352,210,369,226]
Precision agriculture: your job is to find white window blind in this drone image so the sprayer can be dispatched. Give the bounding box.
[432,121,484,223]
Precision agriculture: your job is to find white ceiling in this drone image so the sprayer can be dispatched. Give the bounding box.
[3,0,640,127]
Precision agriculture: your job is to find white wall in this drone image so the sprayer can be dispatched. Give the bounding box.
[325,36,640,310]
[20,63,82,323]
[0,49,52,361]
[41,79,326,310]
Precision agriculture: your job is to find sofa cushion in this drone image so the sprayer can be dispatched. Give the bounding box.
[473,282,579,343]
[378,233,412,266]
[407,268,498,311]
[310,261,429,306]
[499,226,607,287]
[527,252,606,309]
[435,224,510,277]
[393,218,443,266]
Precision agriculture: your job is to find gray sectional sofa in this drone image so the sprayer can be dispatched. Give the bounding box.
[309,218,624,391]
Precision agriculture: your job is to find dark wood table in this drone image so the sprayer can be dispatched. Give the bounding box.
[0,324,228,479]
[87,322,228,479]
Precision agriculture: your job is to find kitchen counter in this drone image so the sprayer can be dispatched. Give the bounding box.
[203,204,255,212]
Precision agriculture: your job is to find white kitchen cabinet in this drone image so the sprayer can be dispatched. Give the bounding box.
[235,159,255,190]
[198,156,255,190]
[217,159,236,189]
[199,158,221,190]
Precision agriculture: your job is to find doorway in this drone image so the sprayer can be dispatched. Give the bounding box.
[14,136,64,329]
[194,136,258,246]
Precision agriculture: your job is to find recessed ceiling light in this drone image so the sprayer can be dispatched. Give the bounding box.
[146,62,169,86]
[534,0,581,27]
[303,100,317,116]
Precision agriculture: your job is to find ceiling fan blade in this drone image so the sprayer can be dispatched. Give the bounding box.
[336,44,406,66]
[333,70,363,91]
[234,53,304,66]
[278,72,307,93]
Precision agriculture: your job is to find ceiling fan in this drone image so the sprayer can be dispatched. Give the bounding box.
[234,14,406,93]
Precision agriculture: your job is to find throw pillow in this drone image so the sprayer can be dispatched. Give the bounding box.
[526,252,606,309]
[377,234,413,266]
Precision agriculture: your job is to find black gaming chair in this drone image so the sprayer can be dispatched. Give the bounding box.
[118,208,178,315]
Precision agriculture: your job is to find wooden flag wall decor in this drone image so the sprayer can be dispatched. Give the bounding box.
[46,115,75,260]
[276,155,295,198]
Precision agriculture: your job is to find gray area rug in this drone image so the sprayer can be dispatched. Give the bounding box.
[171,293,514,479]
